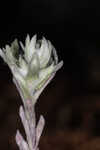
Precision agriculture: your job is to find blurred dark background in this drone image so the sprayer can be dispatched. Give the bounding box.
[0,0,100,150]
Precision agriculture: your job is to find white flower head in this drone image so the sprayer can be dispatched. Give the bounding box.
[0,35,63,103]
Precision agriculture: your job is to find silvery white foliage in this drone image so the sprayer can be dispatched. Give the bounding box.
[0,35,63,150]
[16,100,45,150]
[0,35,63,105]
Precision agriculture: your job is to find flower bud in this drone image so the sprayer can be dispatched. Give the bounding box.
[0,35,63,104]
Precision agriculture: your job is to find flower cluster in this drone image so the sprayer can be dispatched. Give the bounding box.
[0,35,63,104]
